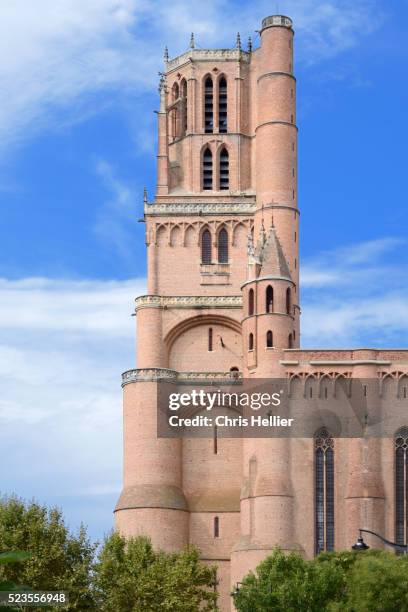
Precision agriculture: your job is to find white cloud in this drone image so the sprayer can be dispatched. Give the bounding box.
[0,276,145,537]
[0,0,386,153]
[301,237,408,346]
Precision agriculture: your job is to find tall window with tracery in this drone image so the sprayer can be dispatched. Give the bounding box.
[218,228,228,263]
[395,427,408,546]
[315,428,334,555]
[218,77,227,133]
[204,77,213,133]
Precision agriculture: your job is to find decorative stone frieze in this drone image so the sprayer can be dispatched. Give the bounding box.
[135,294,242,310]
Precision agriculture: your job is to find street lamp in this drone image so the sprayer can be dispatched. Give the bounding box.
[352,528,408,554]
[231,582,243,599]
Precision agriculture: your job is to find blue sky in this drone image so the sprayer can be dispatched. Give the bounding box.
[1,0,408,541]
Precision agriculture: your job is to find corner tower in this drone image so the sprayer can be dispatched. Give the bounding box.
[116,15,300,611]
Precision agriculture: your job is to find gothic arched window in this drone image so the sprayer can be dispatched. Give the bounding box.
[286,287,292,315]
[218,76,227,133]
[201,229,212,264]
[219,148,229,190]
[218,228,228,263]
[315,428,334,555]
[248,288,254,316]
[204,76,213,133]
[203,148,213,190]
[395,427,408,546]
[266,285,274,313]
[248,333,254,351]
[266,330,273,348]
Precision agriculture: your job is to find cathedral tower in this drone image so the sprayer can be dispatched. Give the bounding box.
[114,14,300,610]
[112,11,408,610]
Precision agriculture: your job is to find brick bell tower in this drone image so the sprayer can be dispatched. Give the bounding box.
[115,15,299,610]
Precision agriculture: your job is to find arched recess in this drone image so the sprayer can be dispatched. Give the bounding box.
[200,225,212,263]
[165,314,242,370]
[184,225,196,247]
[170,225,181,246]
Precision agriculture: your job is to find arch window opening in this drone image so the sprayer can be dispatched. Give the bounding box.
[315,428,334,555]
[219,149,229,190]
[248,333,254,351]
[266,285,274,313]
[218,228,229,263]
[248,289,254,316]
[218,77,227,133]
[208,327,213,352]
[395,428,408,546]
[201,229,212,264]
[204,77,213,133]
[203,149,213,190]
[266,330,273,348]
[286,287,291,315]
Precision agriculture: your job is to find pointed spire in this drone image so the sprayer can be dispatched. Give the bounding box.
[158,71,165,93]
[248,36,252,52]
[190,32,195,49]
[236,32,241,51]
[143,187,148,205]
[164,46,169,62]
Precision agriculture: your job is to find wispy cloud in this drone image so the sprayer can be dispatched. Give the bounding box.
[94,160,139,259]
[301,237,408,346]
[0,0,386,153]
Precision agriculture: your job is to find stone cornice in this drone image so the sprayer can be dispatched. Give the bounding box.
[122,368,243,385]
[135,295,242,311]
[144,202,256,217]
[166,48,251,72]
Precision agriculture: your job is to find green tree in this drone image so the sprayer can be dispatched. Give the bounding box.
[0,496,96,610]
[233,548,344,611]
[342,552,408,612]
[234,548,408,612]
[94,532,218,611]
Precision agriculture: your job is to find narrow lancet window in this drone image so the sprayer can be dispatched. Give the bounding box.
[204,77,213,133]
[202,229,211,264]
[208,327,213,351]
[203,148,213,190]
[218,77,227,133]
[218,228,228,263]
[248,289,254,316]
[266,330,273,348]
[219,148,229,190]
[286,287,291,315]
[248,333,254,350]
[315,429,334,555]
[395,428,408,546]
[266,286,274,313]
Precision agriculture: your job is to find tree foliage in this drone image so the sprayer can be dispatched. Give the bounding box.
[0,496,96,610]
[234,547,408,612]
[94,532,218,611]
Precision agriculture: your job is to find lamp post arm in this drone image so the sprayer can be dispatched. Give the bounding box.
[359,529,407,553]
